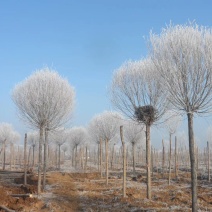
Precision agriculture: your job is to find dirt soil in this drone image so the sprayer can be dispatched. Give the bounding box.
[0,181,38,211]
[62,172,212,211]
[1,169,212,211]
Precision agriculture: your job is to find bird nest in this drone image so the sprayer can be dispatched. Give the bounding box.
[134,105,156,125]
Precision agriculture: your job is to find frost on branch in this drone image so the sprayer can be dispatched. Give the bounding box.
[110,58,167,125]
[12,68,75,130]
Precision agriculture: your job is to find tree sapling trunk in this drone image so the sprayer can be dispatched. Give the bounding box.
[146,124,151,199]
[187,113,198,211]
[24,133,27,185]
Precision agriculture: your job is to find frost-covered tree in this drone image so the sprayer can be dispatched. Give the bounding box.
[0,123,20,170]
[28,131,39,167]
[150,23,212,211]
[164,110,181,184]
[109,134,119,170]
[67,127,87,169]
[12,68,75,194]
[51,128,68,170]
[10,131,20,170]
[91,111,122,185]
[110,59,167,199]
[123,120,144,176]
[62,145,68,158]
[88,117,103,175]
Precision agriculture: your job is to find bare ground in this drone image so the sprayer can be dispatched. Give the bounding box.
[0,166,212,211]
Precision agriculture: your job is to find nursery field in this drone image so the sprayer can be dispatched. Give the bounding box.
[0,161,212,212]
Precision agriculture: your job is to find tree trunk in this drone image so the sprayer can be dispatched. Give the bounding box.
[85,146,88,173]
[168,133,172,185]
[126,147,128,171]
[151,146,154,177]
[120,126,126,197]
[75,145,78,168]
[137,149,140,168]
[187,146,190,171]
[196,147,199,177]
[55,147,58,168]
[81,147,84,169]
[175,136,178,179]
[58,144,61,170]
[48,145,50,161]
[43,128,48,190]
[105,139,109,185]
[13,144,15,169]
[27,147,31,168]
[3,140,6,170]
[162,139,165,178]
[32,145,35,168]
[72,148,74,167]
[111,144,115,170]
[100,139,102,178]
[10,143,12,171]
[146,124,151,199]
[207,141,210,182]
[98,143,100,171]
[24,133,27,185]
[187,112,198,211]
[17,145,20,169]
[132,142,135,176]
[156,149,159,174]
[38,126,44,194]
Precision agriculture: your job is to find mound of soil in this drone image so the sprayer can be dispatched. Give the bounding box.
[0,184,39,211]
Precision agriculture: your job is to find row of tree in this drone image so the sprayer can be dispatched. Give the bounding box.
[2,22,211,212]
[1,127,211,179]
[110,23,212,211]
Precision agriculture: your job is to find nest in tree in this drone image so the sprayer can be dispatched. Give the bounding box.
[134,105,156,125]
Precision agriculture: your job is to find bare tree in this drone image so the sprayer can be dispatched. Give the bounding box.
[150,23,212,211]
[12,68,75,194]
[110,58,167,199]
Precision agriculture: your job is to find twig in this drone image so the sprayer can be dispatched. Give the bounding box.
[0,205,15,212]
[10,193,36,198]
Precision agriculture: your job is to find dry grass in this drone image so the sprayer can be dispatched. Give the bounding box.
[1,169,212,211]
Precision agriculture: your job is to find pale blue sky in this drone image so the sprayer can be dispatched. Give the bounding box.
[0,1,212,148]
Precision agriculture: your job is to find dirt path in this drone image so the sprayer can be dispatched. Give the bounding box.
[42,172,80,212]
